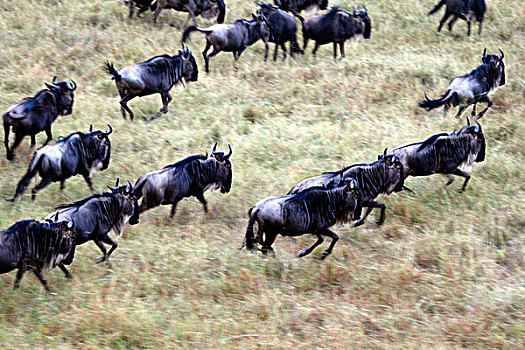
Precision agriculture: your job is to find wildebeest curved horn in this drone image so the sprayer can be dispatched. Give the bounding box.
[115,178,120,188]
[383,148,387,156]
[475,120,482,133]
[363,5,368,13]
[68,79,77,91]
[89,124,93,132]
[224,144,232,159]
[212,142,217,152]
[499,49,504,60]
[127,180,133,193]
[466,117,471,127]
[482,48,487,60]
[104,124,113,136]
[52,76,58,85]
[353,6,356,14]
[54,211,59,222]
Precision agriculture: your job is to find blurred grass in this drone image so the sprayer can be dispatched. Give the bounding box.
[0,0,523,348]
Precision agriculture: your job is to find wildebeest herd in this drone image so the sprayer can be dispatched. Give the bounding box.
[1,0,508,291]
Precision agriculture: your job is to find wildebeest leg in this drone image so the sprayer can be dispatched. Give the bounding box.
[33,268,50,292]
[261,231,276,255]
[339,42,345,58]
[353,206,373,227]
[3,121,10,158]
[466,20,471,36]
[60,180,66,190]
[272,44,278,61]
[471,103,477,117]
[280,43,287,60]
[475,96,492,119]
[152,4,163,23]
[31,178,52,200]
[298,234,324,258]
[451,168,471,191]
[438,11,453,32]
[195,192,208,213]
[318,229,339,260]
[202,42,212,73]
[148,92,172,121]
[169,198,182,219]
[102,235,119,261]
[454,105,468,118]
[13,263,26,289]
[445,175,455,187]
[120,93,137,121]
[7,133,24,160]
[128,0,135,18]
[43,126,52,146]
[206,48,221,72]
[354,201,387,226]
[264,42,269,61]
[94,239,108,264]
[137,5,149,17]
[82,174,94,191]
[478,21,483,35]
[333,43,337,59]
[447,15,459,31]
[30,134,36,148]
[58,264,72,279]
[312,42,320,56]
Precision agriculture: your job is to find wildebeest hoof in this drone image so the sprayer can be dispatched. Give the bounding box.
[352,220,365,227]
[376,220,385,226]
[297,249,310,258]
[95,255,108,264]
[319,251,330,260]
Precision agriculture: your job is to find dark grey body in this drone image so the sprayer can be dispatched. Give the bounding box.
[245,183,360,259]
[419,50,505,119]
[257,3,303,61]
[0,219,75,291]
[134,145,232,218]
[3,78,76,160]
[274,0,328,17]
[183,14,270,73]
[48,180,140,264]
[152,0,226,25]
[428,0,486,36]
[385,121,486,191]
[10,125,112,202]
[301,6,371,58]
[289,154,404,227]
[103,47,198,121]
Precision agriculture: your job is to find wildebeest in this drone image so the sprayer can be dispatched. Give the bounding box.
[256,2,303,61]
[419,49,505,119]
[3,77,77,160]
[0,217,75,291]
[182,13,271,73]
[428,0,486,36]
[301,6,372,58]
[103,45,198,121]
[48,179,140,264]
[274,0,328,17]
[9,125,113,202]
[134,143,232,218]
[289,151,404,227]
[152,0,226,25]
[383,119,485,191]
[125,0,156,19]
[244,180,360,259]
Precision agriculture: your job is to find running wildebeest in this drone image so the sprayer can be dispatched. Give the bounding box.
[103,45,198,121]
[289,151,405,227]
[274,0,328,18]
[301,6,372,58]
[134,143,232,218]
[244,179,360,259]
[383,119,485,191]
[48,179,140,264]
[125,0,156,18]
[152,0,226,25]
[3,77,77,160]
[256,2,303,60]
[0,217,75,291]
[419,49,505,119]
[182,13,271,73]
[428,0,486,36]
[9,125,113,202]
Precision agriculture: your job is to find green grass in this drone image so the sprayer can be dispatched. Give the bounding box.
[0,0,523,348]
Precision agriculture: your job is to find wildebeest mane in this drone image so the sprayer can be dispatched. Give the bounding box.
[142,54,172,63]
[55,191,116,211]
[417,133,449,151]
[320,6,340,26]
[163,154,207,169]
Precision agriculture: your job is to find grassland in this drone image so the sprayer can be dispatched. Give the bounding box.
[0,0,523,348]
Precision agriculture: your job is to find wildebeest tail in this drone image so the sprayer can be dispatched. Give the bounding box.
[216,0,226,23]
[243,207,258,251]
[418,90,454,111]
[182,26,212,43]
[10,152,44,201]
[150,0,157,11]
[102,61,121,82]
[428,0,446,16]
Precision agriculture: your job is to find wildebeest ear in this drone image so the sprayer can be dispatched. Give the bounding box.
[54,211,60,222]
[89,124,93,133]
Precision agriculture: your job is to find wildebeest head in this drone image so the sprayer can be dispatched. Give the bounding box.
[250,12,272,42]
[482,48,505,86]
[208,142,233,193]
[44,76,77,115]
[33,216,76,264]
[378,149,405,193]
[179,45,199,83]
[352,5,372,39]
[462,118,486,162]
[88,124,113,169]
[339,178,362,222]
[108,178,141,225]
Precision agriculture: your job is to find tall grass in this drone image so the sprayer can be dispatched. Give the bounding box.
[0,0,523,348]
